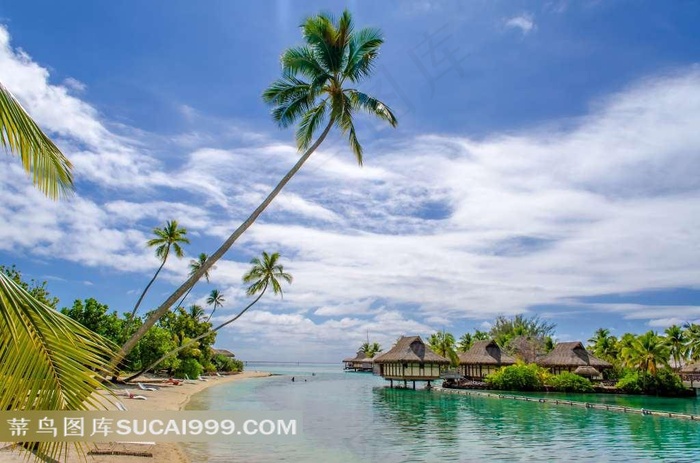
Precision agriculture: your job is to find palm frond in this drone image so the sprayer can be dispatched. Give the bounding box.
[281,46,331,83]
[0,272,116,459]
[347,90,398,127]
[0,83,73,199]
[295,101,328,150]
[344,28,383,82]
[262,76,312,105]
[302,13,344,74]
[272,91,317,128]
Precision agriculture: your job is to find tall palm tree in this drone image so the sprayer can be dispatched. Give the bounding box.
[205,289,225,322]
[428,330,459,366]
[188,304,205,323]
[663,324,686,369]
[176,253,214,309]
[117,10,397,364]
[622,331,670,375]
[125,251,292,380]
[128,220,189,321]
[1,82,116,461]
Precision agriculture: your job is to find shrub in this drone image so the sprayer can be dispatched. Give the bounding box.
[615,371,643,394]
[547,372,594,392]
[616,368,686,396]
[174,358,203,379]
[485,364,547,391]
[213,354,240,372]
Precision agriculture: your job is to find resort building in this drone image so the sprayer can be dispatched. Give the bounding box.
[458,340,516,379]
[343,351,375,372]
[681,361,700,387]
[536,341,612,380]
[373,336,450,389]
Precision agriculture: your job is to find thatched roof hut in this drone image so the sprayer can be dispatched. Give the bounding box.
[681,361,700,374]
[574,365,600,377]
[373,336,449,387]
[458,340,516,379]
[537,342,611,378]
[508,336,542,363]
[213,348,235,358]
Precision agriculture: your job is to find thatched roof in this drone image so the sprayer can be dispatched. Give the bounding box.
[342,350,365,363]
[681,361,700,374]
[537,342,612,368]
[574,365,600,377]
[213,348,235,358]
[458,340,516,366]
[373,336,450,364]
[508,336,541,363]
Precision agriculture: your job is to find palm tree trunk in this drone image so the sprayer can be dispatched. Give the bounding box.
[124,287,267,381]
[175,285,194,311]
[114,120,334,368]
[128,257,167,321]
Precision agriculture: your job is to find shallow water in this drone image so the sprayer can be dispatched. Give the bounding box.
[183,363,700,462]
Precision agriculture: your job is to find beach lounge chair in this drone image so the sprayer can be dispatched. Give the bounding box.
[215,372,223,377]
[138,382,159,391]
[182,375,197,384]
[122,390,147,400]
[197,375,208,381]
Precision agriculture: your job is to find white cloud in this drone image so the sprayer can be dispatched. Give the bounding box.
[2,25,700,360]
[505,14,536,35]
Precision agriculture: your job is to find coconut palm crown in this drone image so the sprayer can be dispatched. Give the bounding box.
[262,9,397,164]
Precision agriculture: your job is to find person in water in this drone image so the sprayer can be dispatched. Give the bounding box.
[291,377,295,382]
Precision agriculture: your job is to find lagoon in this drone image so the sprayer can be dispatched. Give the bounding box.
[184,363,700,462]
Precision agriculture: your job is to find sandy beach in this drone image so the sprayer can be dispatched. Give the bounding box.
[0,371,272,463]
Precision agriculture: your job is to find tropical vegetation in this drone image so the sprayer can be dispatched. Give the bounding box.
[115,9,398,370]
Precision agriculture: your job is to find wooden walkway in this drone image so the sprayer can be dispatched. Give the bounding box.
[434,387,700,422]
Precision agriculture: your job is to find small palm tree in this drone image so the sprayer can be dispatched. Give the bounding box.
[205,289,225,322]
[128,220,190,320]
[428,330,459,366]
[458,333,473,353]
[125,251,292,380]
[622,331,670,375]
[684,323,700,361]
[361,341,382,357]
[176,253,215,309]
[663,325,686,369]
[118,9,397,362]
[188,304,205,323]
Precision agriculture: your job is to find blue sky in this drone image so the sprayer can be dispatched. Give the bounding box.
[1,0,699,362]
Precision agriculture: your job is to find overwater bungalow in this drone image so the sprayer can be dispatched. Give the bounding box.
[373,336,450,389]
[342,351,374,372]
[536,341,611,380]
[681,361,700,387]
[458,340,516,379]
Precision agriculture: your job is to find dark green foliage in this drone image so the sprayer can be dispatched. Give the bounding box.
[212,354,243,373]
[61,298,123,341]
[546,372,593,392]
[485,364,547,391]
[615,368,686,396]
[175,358,203,379]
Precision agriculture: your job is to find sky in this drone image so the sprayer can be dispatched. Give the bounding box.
[1,0,699,362]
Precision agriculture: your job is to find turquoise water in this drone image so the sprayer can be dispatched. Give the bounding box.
[183,363,700,462]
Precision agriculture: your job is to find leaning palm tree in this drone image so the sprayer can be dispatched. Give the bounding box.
[176,252,215,309]
[1,82,117,461]
[125,251,292,381]
[205,288,225,322]
[117,9,396,364]
[128,220,190,321]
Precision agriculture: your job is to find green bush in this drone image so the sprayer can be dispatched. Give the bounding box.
[212,354,238,372]
[615,369,686,396]
[615,371,643,394]
[174,358,203,379]
[485,364,547,391]
[547,372,594,392]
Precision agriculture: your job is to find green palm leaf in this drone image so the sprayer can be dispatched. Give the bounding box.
[0,83,73,199]
[0,272,116,459]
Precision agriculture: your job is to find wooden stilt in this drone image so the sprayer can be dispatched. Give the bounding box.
[413,381,416,390]
[390,379,393,388]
